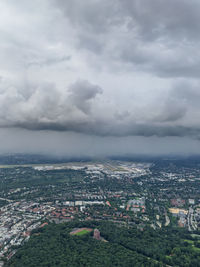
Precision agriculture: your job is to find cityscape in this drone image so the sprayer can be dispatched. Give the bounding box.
[0,157,200,265]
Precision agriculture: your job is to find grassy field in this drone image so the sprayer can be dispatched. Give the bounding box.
[75,229,92,236]
[70,228,93,236]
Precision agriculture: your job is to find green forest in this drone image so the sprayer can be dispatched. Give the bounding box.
[5,221,200,267]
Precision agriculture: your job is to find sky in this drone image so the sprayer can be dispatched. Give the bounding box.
[1,0,200,157]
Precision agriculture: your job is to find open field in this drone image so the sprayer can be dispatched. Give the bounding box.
[70,228,93,236]
[75,229,91,236]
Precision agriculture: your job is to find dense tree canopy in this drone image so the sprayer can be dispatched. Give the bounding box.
[5,221,200,267]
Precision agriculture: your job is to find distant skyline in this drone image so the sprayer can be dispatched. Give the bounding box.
[1,0,200,157]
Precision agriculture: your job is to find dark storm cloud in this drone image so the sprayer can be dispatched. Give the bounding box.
[6,119,200,139]
[1,0,200,150]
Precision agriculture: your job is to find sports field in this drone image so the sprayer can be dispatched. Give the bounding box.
[70,228,93,236]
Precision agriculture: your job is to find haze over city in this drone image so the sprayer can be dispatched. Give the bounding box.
[1,0,200,156]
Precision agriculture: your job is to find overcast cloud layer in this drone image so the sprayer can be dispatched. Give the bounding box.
[1,0,200,156]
